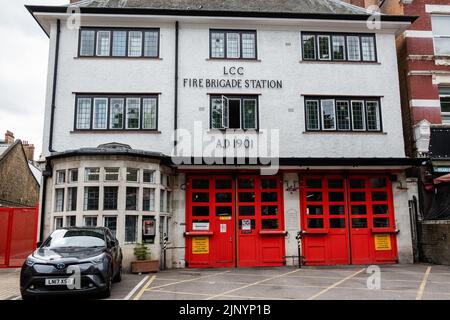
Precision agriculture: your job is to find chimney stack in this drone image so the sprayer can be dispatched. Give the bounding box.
[22,142,35,161]
[4,131,14,144]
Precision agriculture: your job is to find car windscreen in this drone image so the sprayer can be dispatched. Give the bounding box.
[42,229,106,248]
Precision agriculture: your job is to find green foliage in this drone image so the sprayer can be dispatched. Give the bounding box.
[134,243,151,261]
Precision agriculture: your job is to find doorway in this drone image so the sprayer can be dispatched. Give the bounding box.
[185,175,285,268]
[300,175,398,265]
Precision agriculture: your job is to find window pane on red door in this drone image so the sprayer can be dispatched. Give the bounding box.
[216,193,232,202]
[216,179,232,189]
[262,205,278,216]
[306,179,322,188]
[351,205,366,215]
[261,192,277,202]
[239,192,255,202]
[216,206,232,216]
[330,218,345,228]
[239,206,255,216]
[307,205,323,215]
[192,206,209,216]
[192,193,209,202]
[238,179,254,189]
[373,218,390,228]
[261,179,277,189]
[329,205,345,215]
[262,219,279,229]
[308,218,324,228]
[352,218,367,228]
[307,192,322,201]
[192,179,209,189]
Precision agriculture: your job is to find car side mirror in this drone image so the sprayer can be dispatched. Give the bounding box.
[36,241,42,248]
[108,240,116,248]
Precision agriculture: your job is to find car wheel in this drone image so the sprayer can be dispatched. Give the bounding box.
[100,271,112,299]
[113,265,122,283]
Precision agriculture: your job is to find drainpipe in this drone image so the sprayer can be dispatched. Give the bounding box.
[48,19,61,153]
[173,21,179,149]
[39,19,60,241]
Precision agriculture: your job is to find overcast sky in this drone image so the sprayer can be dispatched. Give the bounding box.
[0,0,66,160]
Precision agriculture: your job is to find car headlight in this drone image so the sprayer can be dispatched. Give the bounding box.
[25,257,35,267]
[89,255,105,265]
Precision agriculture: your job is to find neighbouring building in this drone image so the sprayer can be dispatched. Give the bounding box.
[27,0,420,269]
[345,0,450,264]
[0,131,40,207]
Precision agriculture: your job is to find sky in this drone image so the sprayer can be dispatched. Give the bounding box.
[0,0,66,160]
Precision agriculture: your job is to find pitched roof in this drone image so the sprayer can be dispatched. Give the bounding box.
[68,0,371,15]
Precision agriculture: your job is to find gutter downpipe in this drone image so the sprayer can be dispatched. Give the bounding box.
[39,19,60,242]
[173,21,179,150]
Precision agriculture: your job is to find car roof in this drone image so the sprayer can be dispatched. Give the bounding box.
[56,226,108,232]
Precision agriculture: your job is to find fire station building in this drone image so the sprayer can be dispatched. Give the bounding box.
[28,0,420,269]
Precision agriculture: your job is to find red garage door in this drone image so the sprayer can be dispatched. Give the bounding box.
[186,175,285,268]
[300,175,397,265]
[0,207,38,268]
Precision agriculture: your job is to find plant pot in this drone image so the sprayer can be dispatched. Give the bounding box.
[131,260,159,274]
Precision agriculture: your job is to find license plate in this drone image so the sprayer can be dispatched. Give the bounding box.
[45,278,74,286]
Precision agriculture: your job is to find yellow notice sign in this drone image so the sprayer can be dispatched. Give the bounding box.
[374,234,392,251]
[192,236,209,254]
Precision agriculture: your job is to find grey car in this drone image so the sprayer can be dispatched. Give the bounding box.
[20,227,122,300]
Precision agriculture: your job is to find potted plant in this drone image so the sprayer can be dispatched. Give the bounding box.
[131,243,159,273]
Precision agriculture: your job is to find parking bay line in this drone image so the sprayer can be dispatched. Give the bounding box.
[204,268,303,300]
[134,276,156,301]
[307,268,366,300]
[123,275,149,300]
[144,270,231,292]
[416,266,432,300]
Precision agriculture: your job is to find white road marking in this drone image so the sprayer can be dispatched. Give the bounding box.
[123,275,149,300]
[416,266,432,300]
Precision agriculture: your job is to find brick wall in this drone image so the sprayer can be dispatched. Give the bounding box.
[419,220,450,265]
[0,142,39,207]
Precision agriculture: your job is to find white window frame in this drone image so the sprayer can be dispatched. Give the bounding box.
[335,100,351,131]
[305,100,320,131]
[351,100,366,131]
[110,98,125,129]
[85,167,100,182]
[104,167,120,181]
[366,101,381,131]
[54,217,63,230]
[321,99,336,130]
[128,31,143,57]
[126,98,141,129]
[242,99,257,130]
[56,170,65,185]
[221,95,230,128]
[440,94,450,124]
[302,34,316,60]
[96,31,111,56]
[332,35,346,61]
[84,216,98,227]
[431,15,450,56]
[93,98,108,130]
[317,35,331,61]
[347,36,361,61]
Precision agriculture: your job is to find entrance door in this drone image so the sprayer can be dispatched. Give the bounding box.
[300,175,397,265]
[186,175,285,268]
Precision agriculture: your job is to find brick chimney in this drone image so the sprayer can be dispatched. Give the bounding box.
[22,141,35,161]
[4,131,14,144]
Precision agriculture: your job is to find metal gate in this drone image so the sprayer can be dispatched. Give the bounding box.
[0,207,38,268]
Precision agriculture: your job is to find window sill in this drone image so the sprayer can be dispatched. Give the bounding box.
[74,56,163,60]
[206,129,261,133]
[303,131,386,135]
[299,60,380,65]
[206,58,261,62]
[70,130,161,134]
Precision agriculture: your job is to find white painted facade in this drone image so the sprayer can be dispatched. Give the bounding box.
[33,11,417,268]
